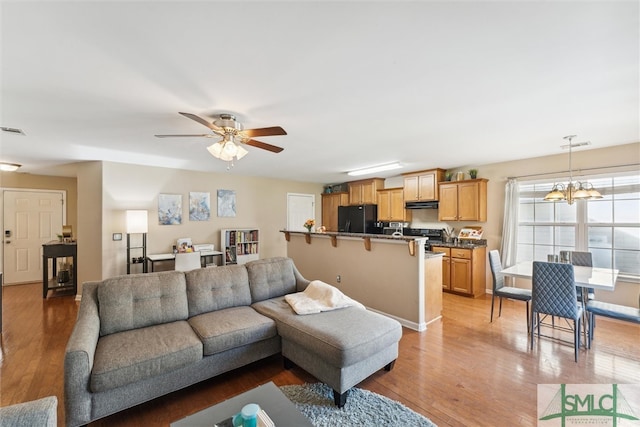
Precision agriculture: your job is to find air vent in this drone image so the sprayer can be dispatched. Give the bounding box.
[1,127,26,135]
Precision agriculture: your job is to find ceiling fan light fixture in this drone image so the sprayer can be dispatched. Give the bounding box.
[207,142,224,158]
[347,162,403,177]
[236,145,249,160]
[0,162,21,172]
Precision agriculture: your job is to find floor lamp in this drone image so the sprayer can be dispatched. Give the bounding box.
[126,210,148,274]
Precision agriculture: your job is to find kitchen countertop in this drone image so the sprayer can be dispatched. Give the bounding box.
[431,241,487,249]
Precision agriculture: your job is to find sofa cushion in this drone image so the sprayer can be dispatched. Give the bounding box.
[185,265,252,317]
[252,297,402,367]
[246,257,298,302]
[98,271,189,336]
[90,321,202,393]
[188,306,278,356]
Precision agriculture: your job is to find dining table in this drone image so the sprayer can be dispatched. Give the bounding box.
[500,261,619,344]
[500,261,619,292]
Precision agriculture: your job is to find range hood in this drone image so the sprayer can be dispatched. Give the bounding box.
[405,201,439,209]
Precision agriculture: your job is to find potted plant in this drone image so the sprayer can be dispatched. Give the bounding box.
[468,169,478,179]
[444,171,453,181]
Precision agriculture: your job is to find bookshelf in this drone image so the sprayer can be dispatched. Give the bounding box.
[221,228,259,265]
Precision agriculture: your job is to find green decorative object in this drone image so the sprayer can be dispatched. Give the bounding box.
[468,169,478,179]
[444,171,453,181]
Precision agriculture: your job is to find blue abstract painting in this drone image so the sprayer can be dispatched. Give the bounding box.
[217,189,236,217]
[158,194,182,225]
[189,192,210,221]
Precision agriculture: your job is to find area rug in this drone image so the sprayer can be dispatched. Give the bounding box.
[280,383,437,427]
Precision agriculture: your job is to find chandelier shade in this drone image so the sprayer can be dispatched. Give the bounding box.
[543,135,602,205]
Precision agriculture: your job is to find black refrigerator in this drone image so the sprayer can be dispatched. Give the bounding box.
[337,205,378,233]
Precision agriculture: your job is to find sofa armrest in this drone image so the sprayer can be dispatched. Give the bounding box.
[293,262,311,292]
[64,282,101,427]
[0,396,57,427]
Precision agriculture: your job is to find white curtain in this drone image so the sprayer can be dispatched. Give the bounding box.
[500,178,519,268]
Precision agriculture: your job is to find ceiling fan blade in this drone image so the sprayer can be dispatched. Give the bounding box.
[244,139,284,153]
[241,126,287,138]
[179,112,223,133]
[155,134,213,138]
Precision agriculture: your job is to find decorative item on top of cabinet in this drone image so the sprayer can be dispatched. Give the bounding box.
[402,169,446,202]
[376,187,411,222]
[347,178,384,205]
[438,178,488,222]
[321,192,349,232]
[431,245,486,297]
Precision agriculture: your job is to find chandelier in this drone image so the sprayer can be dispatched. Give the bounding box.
[543,135,603,205]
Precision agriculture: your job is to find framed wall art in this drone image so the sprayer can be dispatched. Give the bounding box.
[158,194,182,225]
[217,189,236,217]
[189,192,210,221]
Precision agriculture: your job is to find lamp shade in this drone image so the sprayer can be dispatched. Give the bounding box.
[126,210,148,233]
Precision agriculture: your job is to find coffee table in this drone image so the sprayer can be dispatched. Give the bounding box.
[170,382,314,427]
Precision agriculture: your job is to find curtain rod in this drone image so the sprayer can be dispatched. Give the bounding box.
[507,162,640,180]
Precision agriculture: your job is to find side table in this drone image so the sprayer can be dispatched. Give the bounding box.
[42,243,77,298]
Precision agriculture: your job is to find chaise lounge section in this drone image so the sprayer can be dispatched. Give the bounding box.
[64,257,402,426]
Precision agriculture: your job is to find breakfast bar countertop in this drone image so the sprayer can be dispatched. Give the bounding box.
[281,230,428,243]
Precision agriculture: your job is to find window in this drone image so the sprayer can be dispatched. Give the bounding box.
[517,172,640,279]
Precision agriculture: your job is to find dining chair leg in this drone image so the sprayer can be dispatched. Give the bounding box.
[530,311,536,350]
[490,295,496,322]
[574,318,580,362]
[499,297,503,317]
[526,301,530,333]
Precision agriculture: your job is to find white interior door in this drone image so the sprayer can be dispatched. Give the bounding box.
[287,193,315,231]
[3,190,64,285]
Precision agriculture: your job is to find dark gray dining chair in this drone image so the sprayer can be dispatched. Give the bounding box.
[586,294,640,348]
[531,261,583,362]
[560,250,594,301]
[489,250,532,331]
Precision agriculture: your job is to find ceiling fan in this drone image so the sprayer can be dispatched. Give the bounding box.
[155,112,286,166]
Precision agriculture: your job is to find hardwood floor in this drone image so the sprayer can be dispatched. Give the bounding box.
[1,282,638,426]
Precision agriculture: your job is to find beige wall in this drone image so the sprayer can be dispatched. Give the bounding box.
[101,162,324,280]
[286,233,428,329]
[77,162,104,292]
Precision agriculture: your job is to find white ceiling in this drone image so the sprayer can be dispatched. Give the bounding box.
[1,1,638,184]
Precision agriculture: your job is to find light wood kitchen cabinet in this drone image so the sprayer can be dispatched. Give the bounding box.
[321,192,348,232]
[431,245,486,297]
[437,179,488,222]
[403,169,446,202]
[376,187,412,222]
[347,178,384,205]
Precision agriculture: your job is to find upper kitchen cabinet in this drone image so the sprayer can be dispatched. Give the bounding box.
[377,187,412,222]
[348,178,384,205]
[321,192,349,232]
[438,179,488,222]
[403,169,446,202]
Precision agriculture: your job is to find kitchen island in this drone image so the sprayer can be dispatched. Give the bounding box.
[281,231,444,331]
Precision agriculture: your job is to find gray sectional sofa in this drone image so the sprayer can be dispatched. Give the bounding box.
[64,257,402,427]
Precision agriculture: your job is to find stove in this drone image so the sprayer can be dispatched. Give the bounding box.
[402,228,444,248]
